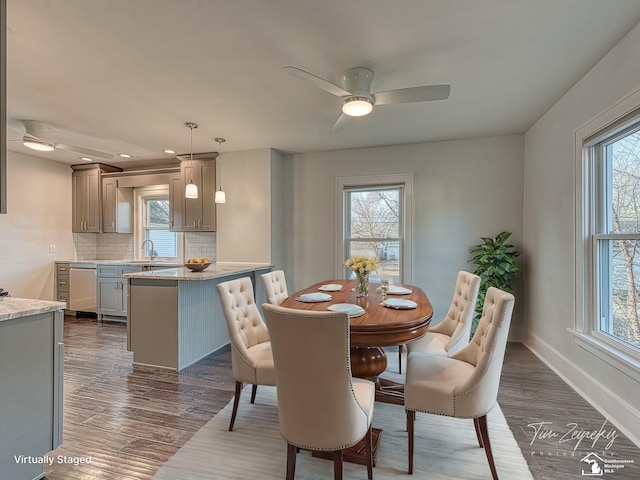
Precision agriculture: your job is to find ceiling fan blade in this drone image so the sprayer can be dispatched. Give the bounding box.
[283,66,351,97]
[374,84,451,105]
[330,113,352,134]
[56,143,114,160]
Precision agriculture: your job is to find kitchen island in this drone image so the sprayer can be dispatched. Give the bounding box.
[0,298,65,480]
[124,263,271,371]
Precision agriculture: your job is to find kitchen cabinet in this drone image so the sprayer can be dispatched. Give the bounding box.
[168,171,185,230]
[102,177,133,233]
[169,159,216,232]
[55,262,70,305]
[0,304,64,480]
[71,163,121,233]
[97,264,142,321]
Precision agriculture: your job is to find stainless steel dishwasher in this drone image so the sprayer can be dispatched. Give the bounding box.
[69,264,97,313]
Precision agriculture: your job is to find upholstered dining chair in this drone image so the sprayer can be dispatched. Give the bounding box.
[405,270,481,359]
[262,304,375,480]
[217,277,276,431]
[261,270,289,305]
[404,287,515,479]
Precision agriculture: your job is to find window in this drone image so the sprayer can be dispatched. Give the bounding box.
[337,174,413,283]
[593,126,640,351]
[576,90,640,372]
[136,187,181,260]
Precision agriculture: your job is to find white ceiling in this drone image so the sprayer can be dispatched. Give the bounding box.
[6,0,640,167]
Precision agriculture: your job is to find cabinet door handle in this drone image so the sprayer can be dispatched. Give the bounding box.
[112,221,116,229]
[193,220,197,227]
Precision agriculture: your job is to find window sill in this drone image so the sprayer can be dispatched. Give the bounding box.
[569,329,640,384]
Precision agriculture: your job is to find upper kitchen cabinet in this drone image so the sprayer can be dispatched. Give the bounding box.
[169,157,216,232]
[102,177,133,233]
[71,163,122,233]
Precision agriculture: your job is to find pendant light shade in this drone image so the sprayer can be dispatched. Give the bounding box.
[185,182,198,198]
[214,137,226,204]
[214,189,226,203]
[185,122,199,199]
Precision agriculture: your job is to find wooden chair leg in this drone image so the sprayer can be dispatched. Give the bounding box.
[333,450,343,480]
[286,443,297,480]
[228,381,242,431]
[473,417,484,448]
[407,409,415,474]
[250,383,258,404]
[365,426,373,480]
[477,414,499,480]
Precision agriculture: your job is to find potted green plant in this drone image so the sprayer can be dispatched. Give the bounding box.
[469,231,521,331]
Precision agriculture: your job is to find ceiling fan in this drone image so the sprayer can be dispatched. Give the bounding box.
[8,120,114,160]
[283,66,451,132]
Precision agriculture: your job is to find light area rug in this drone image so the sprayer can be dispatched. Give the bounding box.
[154,385,533,480]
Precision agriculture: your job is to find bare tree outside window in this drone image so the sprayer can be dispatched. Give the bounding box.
[346,187,402,282]
[144,198,177,258]
[607,132,640,348]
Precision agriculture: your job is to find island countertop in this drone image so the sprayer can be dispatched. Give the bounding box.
[123,263,272,281]
[0,298,67,322]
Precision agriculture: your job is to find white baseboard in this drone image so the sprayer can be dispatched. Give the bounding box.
[523,331,640,448]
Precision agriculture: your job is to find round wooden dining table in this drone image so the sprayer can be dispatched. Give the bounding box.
[280,278,433,387]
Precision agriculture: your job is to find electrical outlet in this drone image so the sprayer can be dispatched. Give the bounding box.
[49,244,56,253]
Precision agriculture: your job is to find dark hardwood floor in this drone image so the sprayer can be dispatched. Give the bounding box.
[44,317,639,479]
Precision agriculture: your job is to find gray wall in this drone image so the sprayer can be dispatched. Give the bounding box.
[524,22,640,442]
[283,135,525,338]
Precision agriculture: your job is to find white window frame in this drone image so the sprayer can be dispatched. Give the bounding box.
[336,173,413,282]
[574,85,640,382]
[134,186,183,261]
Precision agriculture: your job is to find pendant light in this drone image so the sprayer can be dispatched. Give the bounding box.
[184,122,199,199]
[214,137,226,204]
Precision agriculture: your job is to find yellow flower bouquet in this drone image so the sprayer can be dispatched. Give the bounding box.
[345,255,378,297]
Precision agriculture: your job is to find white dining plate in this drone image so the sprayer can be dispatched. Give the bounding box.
[318,284,343,292]
[376,285,412,295]
[383,298,418,309]
[327,303,366,318]
[296,292,332,303]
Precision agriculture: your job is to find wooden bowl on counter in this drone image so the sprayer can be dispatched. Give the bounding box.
[184,262,211,272]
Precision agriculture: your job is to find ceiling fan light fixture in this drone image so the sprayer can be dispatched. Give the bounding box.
[22,136,55,151]
[341,96,374,117]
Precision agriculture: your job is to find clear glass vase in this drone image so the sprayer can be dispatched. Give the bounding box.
[355,272,370,297]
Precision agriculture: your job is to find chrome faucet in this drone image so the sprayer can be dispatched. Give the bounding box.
[141,239,156,261]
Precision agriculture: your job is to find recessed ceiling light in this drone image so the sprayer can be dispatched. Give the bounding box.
[163,149,176,154]
[118,153,132,158]
[79,157,93,162]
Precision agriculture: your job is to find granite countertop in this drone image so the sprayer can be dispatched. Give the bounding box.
[123,263,272,281]
[56,260,181,268]
[0,298,67,322]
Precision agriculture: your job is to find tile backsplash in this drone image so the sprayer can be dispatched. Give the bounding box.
[73,232,216,262]
[184,232,217,261]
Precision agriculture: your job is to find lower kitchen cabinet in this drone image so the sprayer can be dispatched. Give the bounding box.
[55,262,70,305]
[97,265,142,321]
[0,308,64,480]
